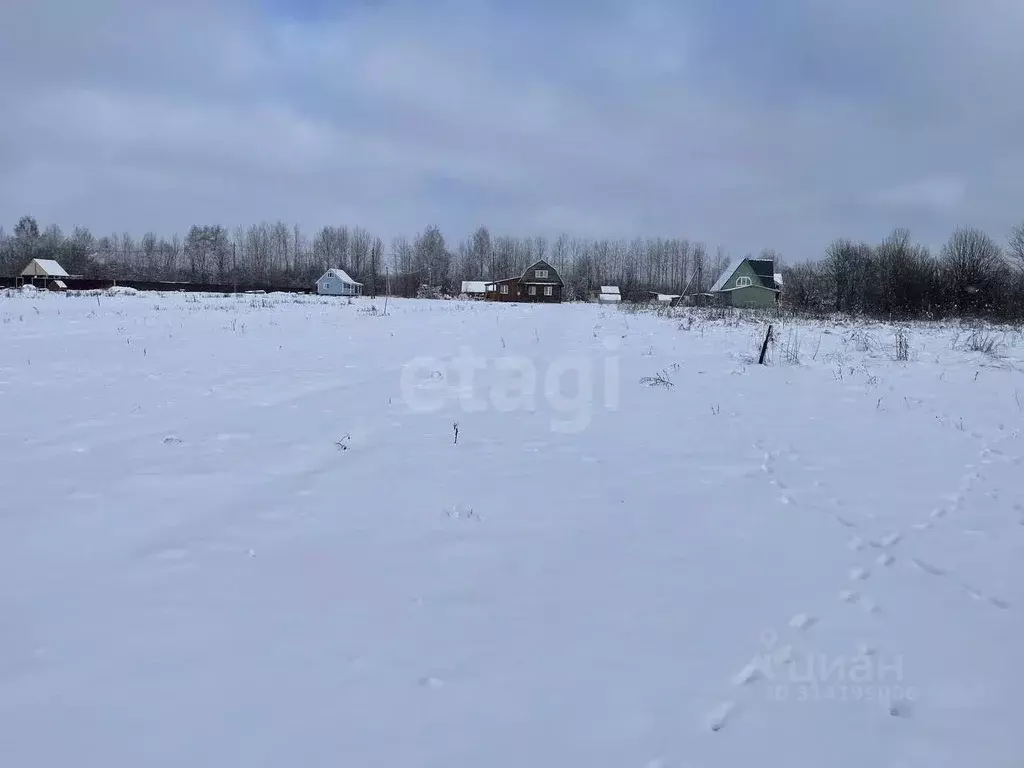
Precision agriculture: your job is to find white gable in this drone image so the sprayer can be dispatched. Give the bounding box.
[21,259,70,277]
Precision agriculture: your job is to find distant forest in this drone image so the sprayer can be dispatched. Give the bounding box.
[2,215,1023,320]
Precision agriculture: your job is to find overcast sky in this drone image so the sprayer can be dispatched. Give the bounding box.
[2,0,1022,259]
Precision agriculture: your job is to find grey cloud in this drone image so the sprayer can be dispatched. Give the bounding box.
[1,0,1022,259]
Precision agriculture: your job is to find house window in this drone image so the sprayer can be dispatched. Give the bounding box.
[528,286,536,296]
[544,286,553,296]
[500,284,509,294]
[735,276,753,288]
[536,269,548,278]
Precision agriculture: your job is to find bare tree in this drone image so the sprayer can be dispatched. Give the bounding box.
[940,226,1005,314]
[1008,221,1024,273]
[469,226,492,279]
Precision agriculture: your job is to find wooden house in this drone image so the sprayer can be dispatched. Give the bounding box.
[485,260,563,303]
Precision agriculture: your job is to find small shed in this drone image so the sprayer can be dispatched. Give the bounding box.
[21,259,70,278]
[598,286,621,303]
[460,280,487,298]
[316,268,363,297]
[650,292,680,304]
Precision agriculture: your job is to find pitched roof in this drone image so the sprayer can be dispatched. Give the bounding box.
[709,258,741,293]
[710,257,780,292]
[318,268,362,285]
[21,258,70,277]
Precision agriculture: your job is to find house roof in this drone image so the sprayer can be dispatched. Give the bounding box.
[21,258,70,277]
[600,285,620,295]
[709,258,741,293]
[318,268,362,285]
[519,260,563,285]
[461,280,487,293]
[710,257,779,293]
[488,260,564,287]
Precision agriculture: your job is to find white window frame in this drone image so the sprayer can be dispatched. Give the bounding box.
[528,285,537,296]
[735,276,753,288]
[544,285,553,296]
[536,269,548,278]
[500,284,509,294]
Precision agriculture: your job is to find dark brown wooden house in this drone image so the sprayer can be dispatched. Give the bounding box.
[484,260,563,303]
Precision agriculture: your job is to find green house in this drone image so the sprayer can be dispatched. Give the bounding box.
[709,257,782,308]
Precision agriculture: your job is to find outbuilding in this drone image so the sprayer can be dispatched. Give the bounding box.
[460,280,488,299]
[20,259,71,290]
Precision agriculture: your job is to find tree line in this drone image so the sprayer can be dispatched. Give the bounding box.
[2,215,1023,319]
[785,226,1024,321]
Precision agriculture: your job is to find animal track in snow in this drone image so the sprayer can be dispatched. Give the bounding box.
[848,536,866,552]
[839,589,859,604]
[879,532,902,547]
[772,644,795,665]
[860,597,881,614]
[876,553,895,567]
[911,558,946,576]
[788,613,816,631]
[731,661,762,686]
[705,700,737,732]
[910,557,1010,610]
[856,641,876,656]
[848,566,870,581]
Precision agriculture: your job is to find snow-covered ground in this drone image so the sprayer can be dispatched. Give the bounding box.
[1,288,1023,767]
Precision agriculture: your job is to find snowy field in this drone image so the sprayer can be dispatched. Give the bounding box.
[1,288,1023,767]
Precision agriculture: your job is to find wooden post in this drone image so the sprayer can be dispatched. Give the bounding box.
[758,324,773,365]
